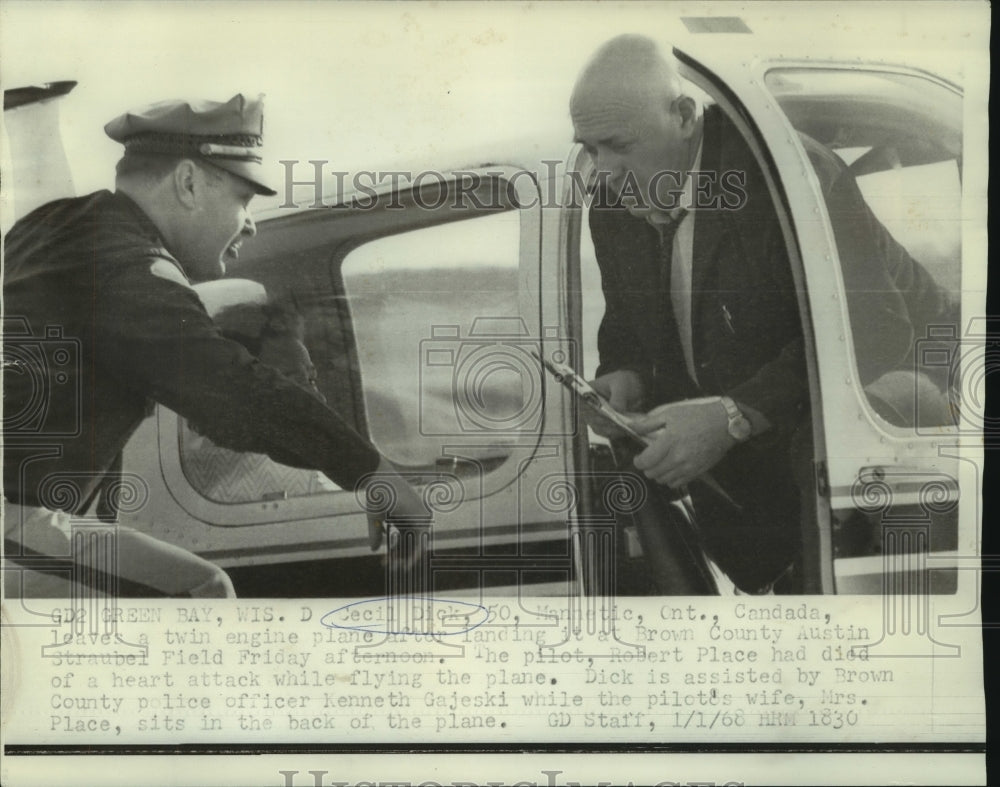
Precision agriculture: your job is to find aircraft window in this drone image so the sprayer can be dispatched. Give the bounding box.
[766,68,963,430]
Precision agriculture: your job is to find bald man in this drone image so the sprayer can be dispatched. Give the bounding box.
[572,35,810,593]
[572,36,956,594]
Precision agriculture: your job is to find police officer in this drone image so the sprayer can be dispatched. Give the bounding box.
[3,94,425,597]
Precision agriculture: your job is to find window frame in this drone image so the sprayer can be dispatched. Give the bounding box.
[673,49,966,593]
[338,208,528,472]
[158,165,547,529]
[752,61,965,458]
[763,64,964,435]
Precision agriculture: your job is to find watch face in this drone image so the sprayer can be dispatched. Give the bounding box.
[728,416,752,441]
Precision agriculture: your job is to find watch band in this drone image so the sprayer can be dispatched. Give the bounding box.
[720,396,752,442]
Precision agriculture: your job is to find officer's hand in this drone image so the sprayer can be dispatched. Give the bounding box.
[364,459,431,577]
[631,399,735,488]
[581,370,645,438]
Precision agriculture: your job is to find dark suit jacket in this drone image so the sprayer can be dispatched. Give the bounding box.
[591,106,810,429]
[589,105,807,590]
[3,191,380,515]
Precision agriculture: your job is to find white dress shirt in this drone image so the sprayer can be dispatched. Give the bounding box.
[648,141,703,384]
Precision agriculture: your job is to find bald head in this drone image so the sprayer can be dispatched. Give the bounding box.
[570,35,682,123]
[570,35,700,218]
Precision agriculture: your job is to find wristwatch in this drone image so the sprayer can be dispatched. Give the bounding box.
[719,396,752,442]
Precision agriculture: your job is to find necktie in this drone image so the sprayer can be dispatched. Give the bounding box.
[655,208,697,384]
[657,208,687,286]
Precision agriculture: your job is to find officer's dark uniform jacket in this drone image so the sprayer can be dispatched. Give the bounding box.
[3,190,381,514]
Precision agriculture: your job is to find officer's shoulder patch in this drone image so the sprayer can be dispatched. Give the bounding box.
[148,256,192,289]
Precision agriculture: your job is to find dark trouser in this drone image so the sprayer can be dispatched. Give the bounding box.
[691,427,806,594]
[612,420,808,595]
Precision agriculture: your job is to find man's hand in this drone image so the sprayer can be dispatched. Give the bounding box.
[364,458,431,575]
[581,370,645,438]
[631,398,735,488]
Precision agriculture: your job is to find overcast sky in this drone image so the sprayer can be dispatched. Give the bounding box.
[0,1,987,200]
